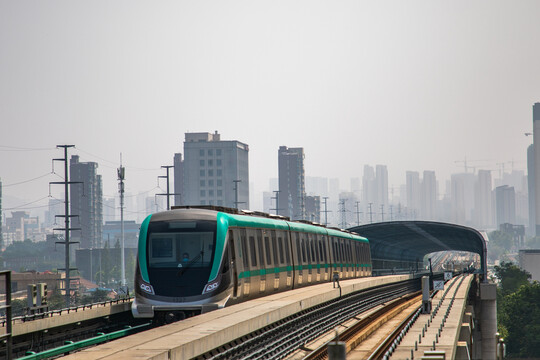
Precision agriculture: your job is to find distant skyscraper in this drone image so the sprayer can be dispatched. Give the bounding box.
[406,171,421,218]
[70,155,103,249]
[533,102,540,234]
[451,173,475,225]
[528,144,535,235]
[305,195,321,223]
[278,146,306,219]
[44,198,63,228]
[362,165,376,206]
[421,170,437,220]
[475,170,493,228]
[174,132,249,209]
[496,185,516,227]
[375,165,389,212]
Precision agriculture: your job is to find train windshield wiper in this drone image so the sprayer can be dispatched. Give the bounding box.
[176,250,204,277]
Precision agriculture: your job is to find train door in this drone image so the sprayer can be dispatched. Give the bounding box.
[276,230,289,289]
[228,230,239,299]
[313,235,321,282]
[270,230,280,291]
[321,237,329,281]
[257,229,266,294]
[263,231,275,294]
[245,229,257,298]
[283,231,293,288]
[303,234,312,283]
[295,233,304,285]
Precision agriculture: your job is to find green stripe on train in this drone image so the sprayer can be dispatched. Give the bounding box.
[237,263,372,279]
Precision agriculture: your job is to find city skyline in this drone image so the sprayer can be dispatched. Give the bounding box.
[1,1,539,224]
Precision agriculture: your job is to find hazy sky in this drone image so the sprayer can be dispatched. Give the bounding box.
[1,1,540,214]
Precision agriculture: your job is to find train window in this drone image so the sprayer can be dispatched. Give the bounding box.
[318,239,324,263]
[296,239,302,264]
[249,236,257,267]
[312,237,318,263]
[277,236,285,264]
[271,232,279,265]
[285,234,291,264]
[301,238,307,263]
[264,236,272,265]
[240,229,249,269]
[257,230,265,268]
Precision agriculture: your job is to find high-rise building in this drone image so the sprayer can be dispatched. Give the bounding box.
[406,171,421,218]
[528,144,535,235]
[174,132,249,209]
[376,165,389,213]
[421,170,437,220]
[533,102,540,235]
[475,170,493,228]
[305,195,321,223]
[70,155,103,249]
[450,173,475,225]
[496,185,516,227]
[278,146,306,220]
[362,165,376,206]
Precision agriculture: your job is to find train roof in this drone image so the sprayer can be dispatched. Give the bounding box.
[170,205,368,242]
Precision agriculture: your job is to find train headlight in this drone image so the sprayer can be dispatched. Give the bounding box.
[202,276,221,294]
[140,282,155,295]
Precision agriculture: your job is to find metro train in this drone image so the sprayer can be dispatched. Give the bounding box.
[132,206,372,322]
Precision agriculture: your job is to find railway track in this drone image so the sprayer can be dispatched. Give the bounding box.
[194,278,423,360]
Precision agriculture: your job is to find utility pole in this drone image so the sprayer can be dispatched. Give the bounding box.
[339,199,347,229]
[389,205,394,221]
[322,197,330,226]
[118,155,126,289]
[156,165,180,210]
[233,180,245,210]
[380,204,385,222]
[355,201,362,226]
[368,203,374,224]
[50,145,81,308]
[270,190,282,215]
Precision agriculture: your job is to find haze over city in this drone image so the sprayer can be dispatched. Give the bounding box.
[1,1,539,222]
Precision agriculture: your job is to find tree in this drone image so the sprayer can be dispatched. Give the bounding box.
[498,282,540,357]
[494,261,531,296]
[488,231,512,262]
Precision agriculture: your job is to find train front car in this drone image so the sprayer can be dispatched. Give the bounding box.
[132,209,231,322]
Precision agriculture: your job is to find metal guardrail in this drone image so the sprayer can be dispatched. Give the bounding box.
[17,322,150,360]
[0,296,133,327]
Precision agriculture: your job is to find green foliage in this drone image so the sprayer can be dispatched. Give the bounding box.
[494,261,531,297]
[487,231,512,262]
[10,299,27,317]
[77,289,111,305]
[498,282,540,357]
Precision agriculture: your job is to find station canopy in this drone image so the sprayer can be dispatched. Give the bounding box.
[348,221,487,280]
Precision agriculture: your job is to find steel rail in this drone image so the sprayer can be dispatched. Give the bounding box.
[195,279,421,360]
[303,291,422,360]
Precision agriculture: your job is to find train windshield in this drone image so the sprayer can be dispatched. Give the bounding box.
[146,220,216,297]
[147,220,216,269]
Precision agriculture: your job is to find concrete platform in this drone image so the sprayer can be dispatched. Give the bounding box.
[62,275,411,360]
[0,300,132,337]
[389,274,474,360]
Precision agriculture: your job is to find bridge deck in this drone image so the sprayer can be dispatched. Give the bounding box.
[62,275,410,360]
[389,274,474,360]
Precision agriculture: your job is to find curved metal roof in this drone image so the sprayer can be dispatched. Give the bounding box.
[349,221,487,280]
